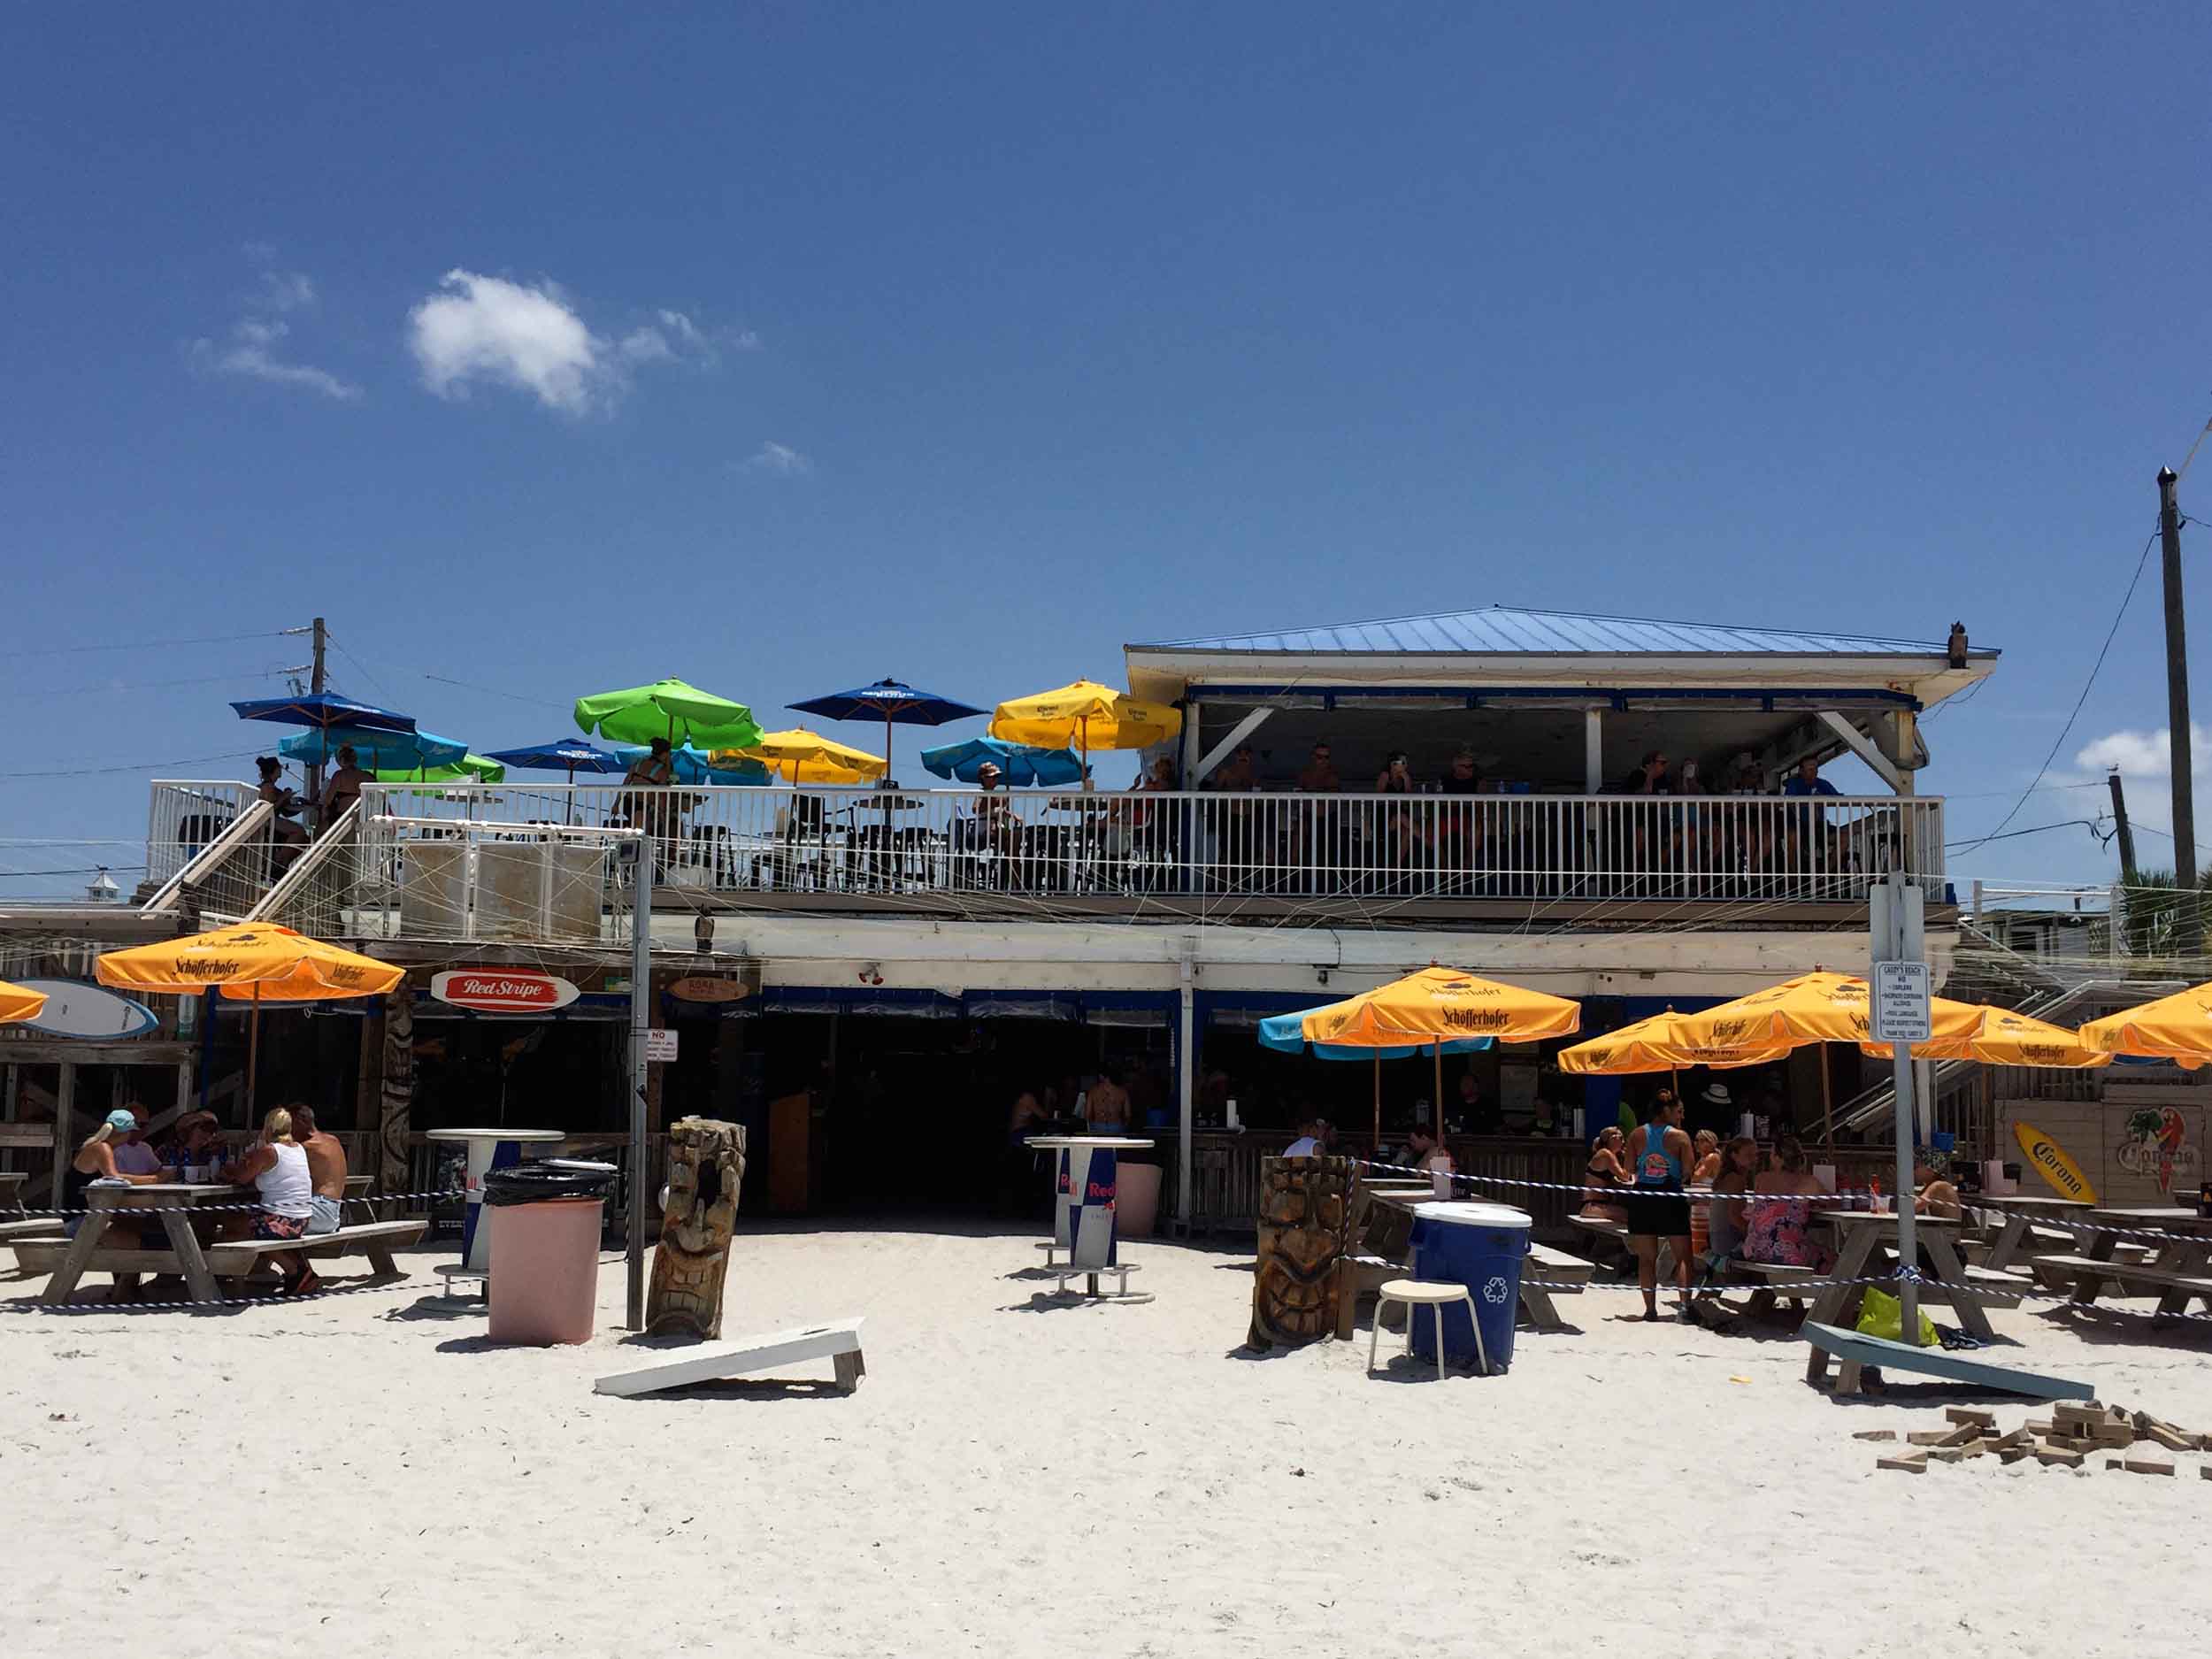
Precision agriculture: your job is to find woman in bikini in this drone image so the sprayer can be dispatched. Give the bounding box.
[1579,1125,1631,1223]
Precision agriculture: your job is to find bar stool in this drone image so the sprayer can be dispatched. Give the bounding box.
[1370,1278,1485,1381]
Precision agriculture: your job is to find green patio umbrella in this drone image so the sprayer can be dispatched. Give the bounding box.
[371,753,507,784]
[573,678,764,750]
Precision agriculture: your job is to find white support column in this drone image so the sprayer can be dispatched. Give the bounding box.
[1179,704,1202,785]
[1816,710,1905,794]
[1583,709,1604,795]
[1192,707,1274,786]
[1177,960,1195,1229]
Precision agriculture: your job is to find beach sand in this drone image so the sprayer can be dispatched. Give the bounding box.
[5,1223,2211,1658]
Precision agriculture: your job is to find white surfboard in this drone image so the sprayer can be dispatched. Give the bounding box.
[10,979,159,1041]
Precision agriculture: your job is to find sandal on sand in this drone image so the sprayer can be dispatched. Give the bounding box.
[283,1268,322,1297]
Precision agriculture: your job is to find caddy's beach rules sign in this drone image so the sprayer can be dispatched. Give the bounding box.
[1870,961,1932,1044]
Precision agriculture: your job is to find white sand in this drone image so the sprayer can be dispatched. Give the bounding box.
[5,1225,2211,1659]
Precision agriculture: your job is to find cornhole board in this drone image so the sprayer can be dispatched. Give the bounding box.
[1801,1322,2091,1402]
[594,1317,865,1397]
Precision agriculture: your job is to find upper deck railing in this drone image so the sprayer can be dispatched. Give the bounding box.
[149,780,1946,929]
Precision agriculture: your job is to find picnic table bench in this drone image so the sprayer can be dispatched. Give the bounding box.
[1801,1210,1996,1394]
[19,1183,426,1306]
[2036,1207,2212,1326]
[1518,1241,1594,1329]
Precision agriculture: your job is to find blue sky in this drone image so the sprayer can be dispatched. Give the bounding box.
[4,4,2209,898]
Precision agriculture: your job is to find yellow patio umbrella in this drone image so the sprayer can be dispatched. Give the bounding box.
[1664,972,1985,1051]
[988,680,1182,789]
[96,925,403,1116]
[1265,965,1581,1142]
[2078,983,2212,1066]
[1857,1006,2110,1069]
[1557,1007,1793,1074]
[0,979,50,1025]
[717,728,888,786]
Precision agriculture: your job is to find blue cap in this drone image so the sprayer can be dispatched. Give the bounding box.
[104,1109,138,1134]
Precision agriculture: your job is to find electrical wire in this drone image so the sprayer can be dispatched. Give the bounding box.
[1949,526,2161,855]
[9,629,302,657]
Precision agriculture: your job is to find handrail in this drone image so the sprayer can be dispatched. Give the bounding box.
[141,799,275,915]
[248,799,361,923]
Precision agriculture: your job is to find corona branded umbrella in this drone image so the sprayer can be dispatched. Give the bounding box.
[787,678,986,786]
[573,678,764,751]
[96,925,403,1116]
[2078,983,2212,1065]
[0,979,49,1025]
[715,728,887,786]
[989,680,1181,790]
[1259,966,1581,1142]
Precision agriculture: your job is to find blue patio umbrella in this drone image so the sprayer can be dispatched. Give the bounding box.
[279,723,469,772]
[482,739,629,780]
[919,734,1085,787]
[615,744,767,785]
[1260,1011,1492,1146]
[788,678,986,783]
[231,692,419,735]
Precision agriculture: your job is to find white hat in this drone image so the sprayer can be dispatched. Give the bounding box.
[1700,1082,1733,1107]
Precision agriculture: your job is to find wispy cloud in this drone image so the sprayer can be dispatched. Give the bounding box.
[2074,724,2212,778]
[745,441,812,477]
[408,273,748,414]
[188,250,358,400]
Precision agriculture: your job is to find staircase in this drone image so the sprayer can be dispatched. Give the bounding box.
[138,800,280,926]
[246,801,362,935]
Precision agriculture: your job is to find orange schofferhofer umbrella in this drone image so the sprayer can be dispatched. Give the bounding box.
[1556,1007,1792,1075]
[1857,1006,2110,1069]
[2078,983,2212,1067]
[96,925,403,1115]
[1665,972,1982,1051]
[0,979,49,1025]
[1271,966,1582,1141]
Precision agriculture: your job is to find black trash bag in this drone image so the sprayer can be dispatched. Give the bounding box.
[481,1159,618,1206]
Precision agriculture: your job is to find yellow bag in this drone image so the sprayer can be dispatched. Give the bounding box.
[1855,1287,1939,1348]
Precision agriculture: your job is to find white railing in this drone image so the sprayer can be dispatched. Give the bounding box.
[343,783,1943,912]
[144,780,259,897]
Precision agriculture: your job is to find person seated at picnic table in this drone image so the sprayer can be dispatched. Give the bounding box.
[1406,1122,1453,1179]
[1912,1156,1963,1221]
[968,762,1024,855]
[1578,1125,1631,1223]
[159,1110,225,1177]
[319,742,365,833]
[1455,1070,1502,1135]
[1701,1135,1762,1277]
[1624,1092,1697,1320]
[1743,1135,1834,1271]
[288,1102,349,1236]
[255,756,310,859]
[1295,741,1340,793]
[1282,1117,1333,1158]
[63,1110,171,1239]
[1690,1128,1722,1184]
[111,1103,163,1178]
[217,1107,319,1295]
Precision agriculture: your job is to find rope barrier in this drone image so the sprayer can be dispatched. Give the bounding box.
[10,1187,463,1219]
[1354,1157,2212,1247]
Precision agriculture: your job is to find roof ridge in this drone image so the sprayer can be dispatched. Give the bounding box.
[1133,602,1990,654]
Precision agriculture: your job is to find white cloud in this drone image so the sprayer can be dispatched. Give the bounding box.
[745,441,811,477]
[406,276,744,413]
[2074,724,2212,778]
[190,248,356,400]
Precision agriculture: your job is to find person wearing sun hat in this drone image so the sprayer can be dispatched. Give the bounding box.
[62,1108,169,1243]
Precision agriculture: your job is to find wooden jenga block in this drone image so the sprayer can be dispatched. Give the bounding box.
[1993,1426,2031,1450]
[1878,1454,1927,1474]
[1999,1446,2032,1464]
[1852,1429,1898,1442]
[1945,1407,1997,1429]
[2144,1423,2195,1453]
[2035,1444,2085,1468]
[2055,1404,2105,1432]
[2124,1457,2176,1477]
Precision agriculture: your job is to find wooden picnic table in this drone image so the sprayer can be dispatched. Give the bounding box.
[2039,1206,2212,1325]
[1801,1210,1995,1392]
[1978,1194,2097,1273]
[40,1183,248,1305]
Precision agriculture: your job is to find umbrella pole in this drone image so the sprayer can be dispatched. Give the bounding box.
[1372,1050,1381,1149]
[247,982,261,1123]
[1433,1045,1443,1142]
[1820,1048,1834,1151]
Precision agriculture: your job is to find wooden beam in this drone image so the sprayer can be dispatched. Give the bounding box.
[1816,710,1904,794]
[1190,707,1273,785]
[52,1064,73,1206]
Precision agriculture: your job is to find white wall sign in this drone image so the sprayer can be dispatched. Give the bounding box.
[644,1028,679,1063]
[1871,961,1932,1044]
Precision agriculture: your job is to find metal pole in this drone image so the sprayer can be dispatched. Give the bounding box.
[1177,963,1194,1229]
[2158,468,2199,958]
[308,616,327,830]
[1893,1037,1918,1340]
[625,842,654,1329]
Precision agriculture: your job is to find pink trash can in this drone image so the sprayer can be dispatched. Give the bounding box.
[488,1196,604,1345]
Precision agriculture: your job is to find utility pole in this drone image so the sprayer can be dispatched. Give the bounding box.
[307,616,329,828]
[2159,471,2200,959]
[2107,769,2139,877]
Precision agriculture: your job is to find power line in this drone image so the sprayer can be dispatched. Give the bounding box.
[0,747,265,784]
[1950,526,2160,854]
[9,628,301,657]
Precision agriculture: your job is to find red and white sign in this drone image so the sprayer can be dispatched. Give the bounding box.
[431,970,581,1015]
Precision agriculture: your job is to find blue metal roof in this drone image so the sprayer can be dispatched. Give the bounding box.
[1132,604,1996,658]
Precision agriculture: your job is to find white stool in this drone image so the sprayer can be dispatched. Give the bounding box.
[1035,1240,1063,1267]
[1053,1263,1141,1300]
[1370,1279,1485,1380]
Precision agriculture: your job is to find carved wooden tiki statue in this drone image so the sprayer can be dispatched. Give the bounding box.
[647,1117,746,1338]
[1248,1154,1352,1349]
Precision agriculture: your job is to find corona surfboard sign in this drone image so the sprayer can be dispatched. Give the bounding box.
[2013,1120,2098,1204]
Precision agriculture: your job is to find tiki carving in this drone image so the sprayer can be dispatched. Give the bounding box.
[1248,1155,1352,1349]
[648,1117,745,1338]
[378,980,414,1195]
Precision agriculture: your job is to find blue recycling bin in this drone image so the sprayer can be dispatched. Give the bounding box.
[1406,1201,1532,1373]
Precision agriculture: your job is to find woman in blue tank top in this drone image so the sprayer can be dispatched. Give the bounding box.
[1624,1090,1694,1320]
